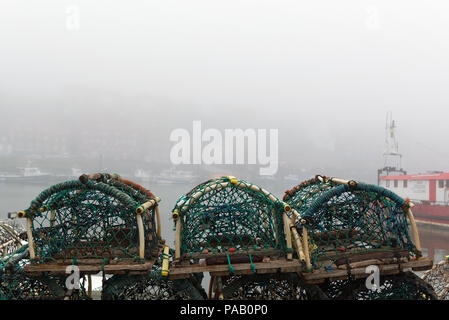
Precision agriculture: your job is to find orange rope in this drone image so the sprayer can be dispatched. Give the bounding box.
[117,177,155,198]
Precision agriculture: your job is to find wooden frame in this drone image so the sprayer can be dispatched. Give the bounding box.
[302,257,433,284]
[136,197,161,214]
[136,197,161,259]
[282,213,293,260]
[161,245,170,276]
[23,245,165,276]
[26,217,35,260]
[405,204,422,256]
[302,227,311,270]
[155,205,161,238]
[169,258,303,280]
[174,218,182,260]
[136,214,145,259]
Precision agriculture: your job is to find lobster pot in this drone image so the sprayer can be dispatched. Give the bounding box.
[423,258,449,300]
[22,179,158,263]
[173,177,287,261]
[213,273,328,300]
[102,248,207,300]
[283,177,418,268]
[0,222,24,257]
[319,272,437,300]
[0,245,90,300]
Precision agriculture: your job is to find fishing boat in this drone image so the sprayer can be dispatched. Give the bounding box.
[154,168,197,184]
[378,113,449,227]
[0,166,52,183]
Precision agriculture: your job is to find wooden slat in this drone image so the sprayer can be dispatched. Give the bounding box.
[317,247,409,262]
[186,248,282,260]
[24,246,164,276]
[168,259,303,280]
[302,257,433,283]
[24,261,155,275]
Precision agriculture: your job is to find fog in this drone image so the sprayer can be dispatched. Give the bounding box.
[1,0,448,183]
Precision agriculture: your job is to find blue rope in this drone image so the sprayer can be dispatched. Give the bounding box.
[226,254,235,274]
[248,254,256,273]
[101,258,108,272]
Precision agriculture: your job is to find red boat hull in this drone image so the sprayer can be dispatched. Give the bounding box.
[412,203,449,226]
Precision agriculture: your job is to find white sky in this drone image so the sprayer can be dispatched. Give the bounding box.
[0,0,448,178]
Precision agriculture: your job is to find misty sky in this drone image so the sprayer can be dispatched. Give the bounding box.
[0,1,448,181]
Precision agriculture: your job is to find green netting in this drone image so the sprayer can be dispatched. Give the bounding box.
[22,176,159,264]
[218,273,328,300]
[283,176,417,269]
[0,244,29,271]
[422,257,449,300]
[0,245,90,300]
[102,248,207,300]
[319,272,437,300]
[172,176,287,260]
[0,221,24,257]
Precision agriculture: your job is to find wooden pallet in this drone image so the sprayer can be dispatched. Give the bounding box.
[302,257,433,284]
[167,255,433,283]
[23,245,164,276]
[168,258,302,280]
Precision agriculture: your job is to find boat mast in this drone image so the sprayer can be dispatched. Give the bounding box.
[377,112,407,185]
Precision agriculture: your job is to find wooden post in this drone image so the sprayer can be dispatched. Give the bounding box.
[330,177,349,185]
[136,197,161,214]
[302,226,311,270]
[283,213,293,260]
[136,214,145,259]
[161,245,170,276]
[291,226,305,261]
[175,219,182,260]
[26,217,35,260]
[290,208,301,225]
[406,207,422,256]
[155,205,161,239]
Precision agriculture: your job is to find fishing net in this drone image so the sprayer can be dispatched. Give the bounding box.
[102,248,207,300]
[19,174,160,264]
[0,245,90,300]
[214,273,328,300]
[283,176,418,269]
[319,272,437,300]
[422,257,449,300]
[0,221,24,257]
[172,176,288,262]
